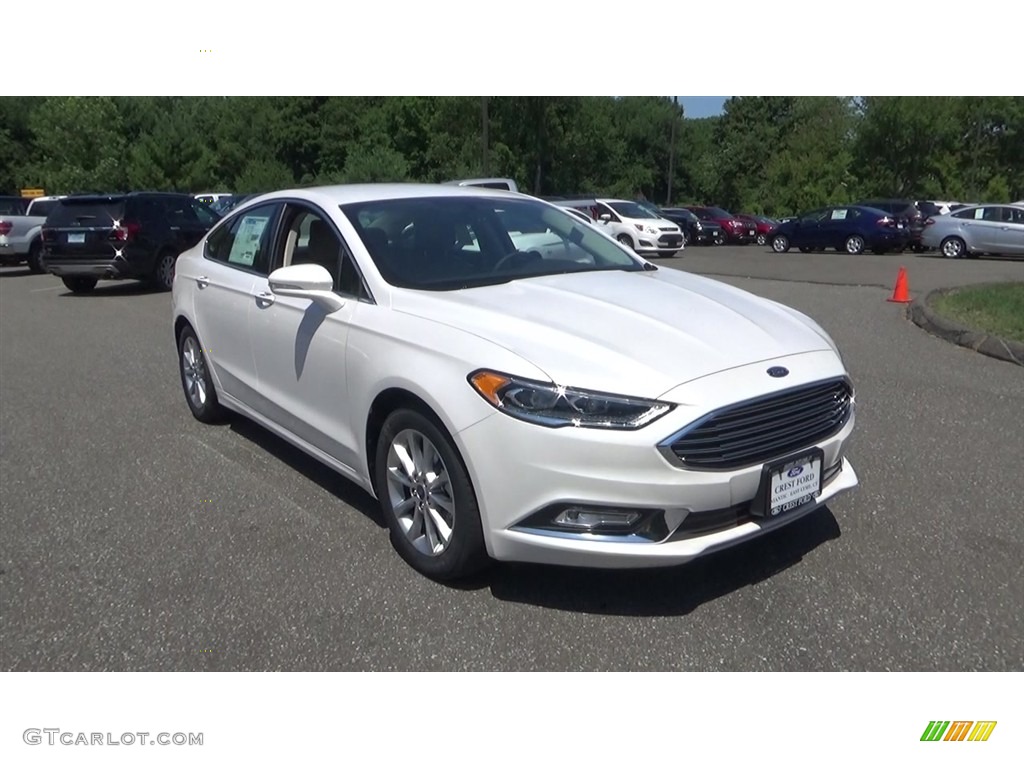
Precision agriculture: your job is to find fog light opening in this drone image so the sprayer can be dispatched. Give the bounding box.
[552,507,642,531]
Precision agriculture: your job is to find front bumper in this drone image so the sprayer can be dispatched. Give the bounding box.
[726,228,757,243]
[457,353,858,568]
[634,230,684,257]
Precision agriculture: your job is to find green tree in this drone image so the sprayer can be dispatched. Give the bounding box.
[20,97,128,193]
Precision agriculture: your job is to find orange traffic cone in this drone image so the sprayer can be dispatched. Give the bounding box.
[887,267,911,303]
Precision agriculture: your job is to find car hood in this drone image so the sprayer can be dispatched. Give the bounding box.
[392,268,837,400]
[633,217,680,229]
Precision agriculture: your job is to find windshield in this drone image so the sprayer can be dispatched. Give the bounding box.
[606,201,657,219]
[706,207,734,219]
[340,196,643,291]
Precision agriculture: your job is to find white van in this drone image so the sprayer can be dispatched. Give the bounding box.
[553,198,684,258]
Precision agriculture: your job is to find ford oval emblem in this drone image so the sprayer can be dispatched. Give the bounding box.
[787,466,804,478]
[767,366,789,378]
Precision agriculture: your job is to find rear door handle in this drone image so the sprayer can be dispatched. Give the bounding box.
[196,275,209,288]
[254,291,275,307]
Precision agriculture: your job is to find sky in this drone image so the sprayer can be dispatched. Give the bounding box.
[678,96,728,119]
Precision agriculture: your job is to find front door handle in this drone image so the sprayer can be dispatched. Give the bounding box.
[196,275,209,288]
[254,291,275,307]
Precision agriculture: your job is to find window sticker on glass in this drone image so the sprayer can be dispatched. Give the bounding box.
[228,215,269,266]
[830,209,848,220]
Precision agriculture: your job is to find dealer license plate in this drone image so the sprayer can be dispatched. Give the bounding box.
[67,233,86,244]
[762,451,823,517]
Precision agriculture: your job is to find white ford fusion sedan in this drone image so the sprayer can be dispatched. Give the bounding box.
[172,184,858,580]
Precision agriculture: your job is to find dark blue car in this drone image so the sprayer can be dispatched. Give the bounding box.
[768,205,912,254]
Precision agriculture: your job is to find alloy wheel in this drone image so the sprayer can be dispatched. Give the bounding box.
[385,429,456,557]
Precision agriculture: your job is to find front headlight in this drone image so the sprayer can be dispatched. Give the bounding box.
[468,370,674,430]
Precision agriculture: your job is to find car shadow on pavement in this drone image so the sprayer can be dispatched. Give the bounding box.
[473,507,841,617]
[227,416,386,530]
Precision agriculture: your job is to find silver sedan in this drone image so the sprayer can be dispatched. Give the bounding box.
[921,203,1024,258]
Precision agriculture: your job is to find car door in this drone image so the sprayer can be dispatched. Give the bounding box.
[247,202,368,469]
[791,209,826,248]
[991,207,1024,254]
[968,207,1006,251]
[192,202,282,404]
[817,207,852,249]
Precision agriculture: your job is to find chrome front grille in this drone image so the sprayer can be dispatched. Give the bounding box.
[662,378,853,470]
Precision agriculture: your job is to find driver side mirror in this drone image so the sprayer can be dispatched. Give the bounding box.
[268,264,345,313]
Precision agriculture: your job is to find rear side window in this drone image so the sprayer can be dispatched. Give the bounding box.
[1,199,27,215]
[45,198,126,227]
[27,199,60,218]
[205,203,278,274]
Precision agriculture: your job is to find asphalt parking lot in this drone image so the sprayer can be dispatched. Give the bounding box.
[1,246,1022,671]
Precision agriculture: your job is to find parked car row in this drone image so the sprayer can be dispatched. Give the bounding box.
[767,200,1024,258]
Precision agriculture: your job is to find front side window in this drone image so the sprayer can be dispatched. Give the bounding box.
[279,205,368,299]
[341,196,642,291]
[205,203,279,274]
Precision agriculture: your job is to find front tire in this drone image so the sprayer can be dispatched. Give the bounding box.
[375,408,488,581]
[177,325,225,424]
[756,233,767,246]
[771,234,790,253]
[941,236,966,259]
[61,276,97,293]
[616,233,634,250]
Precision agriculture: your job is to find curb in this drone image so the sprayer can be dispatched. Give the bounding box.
[909,287,1024,367]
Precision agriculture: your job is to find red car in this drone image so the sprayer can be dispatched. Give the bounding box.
[737,214,779,246]
[688,206,757,244]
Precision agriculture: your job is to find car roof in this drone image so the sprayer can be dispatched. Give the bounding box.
[241,183,526,209]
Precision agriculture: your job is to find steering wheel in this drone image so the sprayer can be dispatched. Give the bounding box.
[492,249,542,272]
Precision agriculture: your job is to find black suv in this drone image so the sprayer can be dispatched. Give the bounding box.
[662,207,725,245]
[854,199,925,251]
[41,192,219,293]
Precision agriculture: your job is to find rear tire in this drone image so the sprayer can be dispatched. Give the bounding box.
[844,235,866,255]
[375,408,489,581]
[27,240,44,273]
[61,276,97,293]
[799,246,813,253]
[152,250,178,291]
